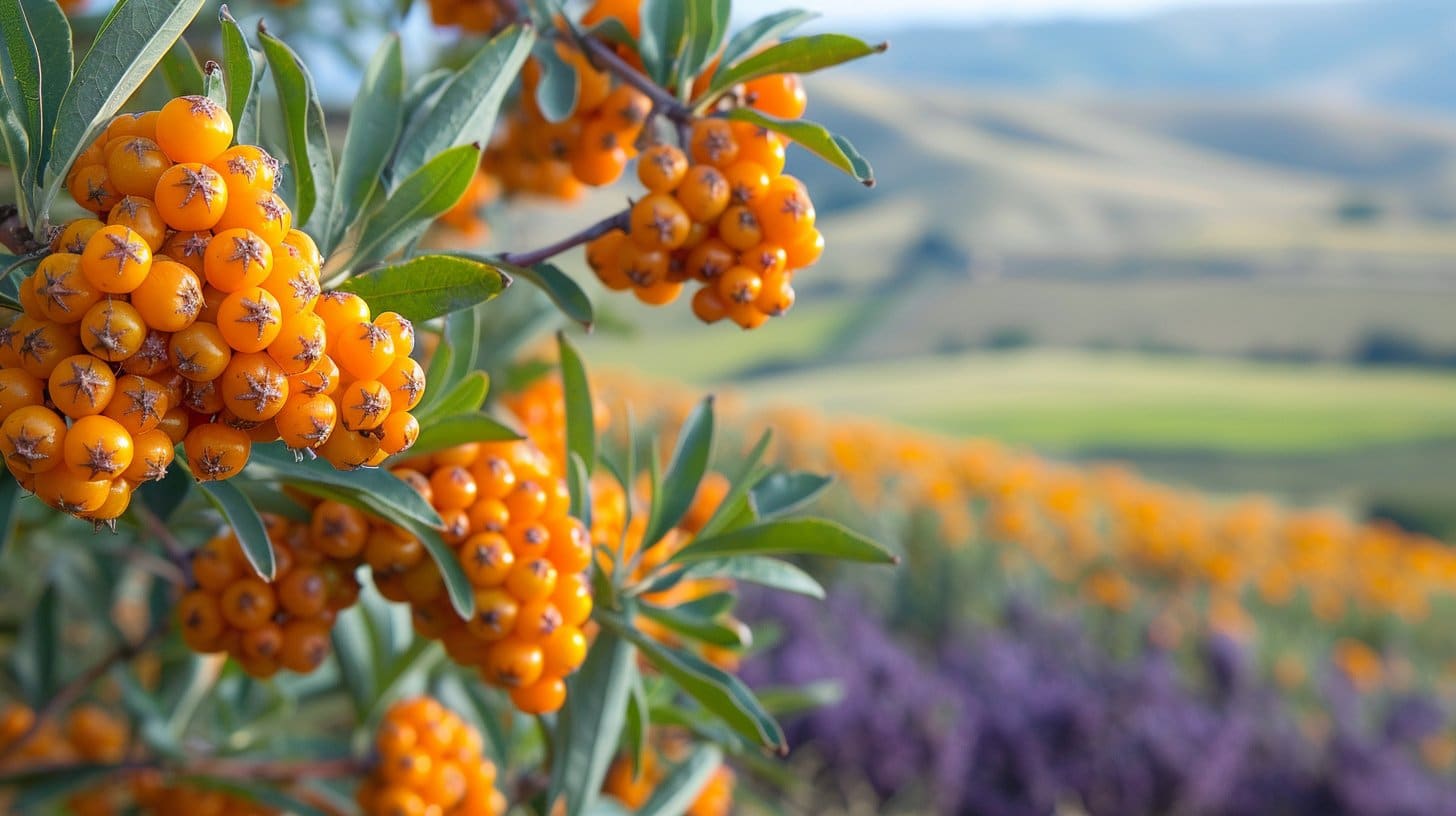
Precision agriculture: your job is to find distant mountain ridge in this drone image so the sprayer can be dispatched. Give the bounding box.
[860,0,1456,114]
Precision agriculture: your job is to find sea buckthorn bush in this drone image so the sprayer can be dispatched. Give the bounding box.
[0,0,891,813]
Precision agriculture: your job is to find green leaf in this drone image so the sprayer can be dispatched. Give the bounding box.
[14,580,59,705]
[673,592,734,619]
[249,443,443,531]
[19,0,72,191]
[548,628,636,816]
[410,413,525,457]
[202,60,226,108]
[750,471,831,518]
[159,36,204,96]
[755,680,843,716]
[258,25,335,231]
[694,429,771,541]
[484,257,594,329]
[350,144,480,268]
[557,331,595,478]
[328,35,405,254]
[658,556,825,599]
[638,744,723,816]
[638,0,687,86]
[0,0,45,179]
[567,451,592,527]
[415,370,490,425]
[643,397,713,548]
[415,305,480,419]
[337,254,507,323]
[533,40,578,124]
[718,9,818,71]
[0,471,20,557]
[640,603,747,648]
[332,605,378,719]
[137,459,191,522]
[724,107,874,186]
[679,0,729,84]
[218,6,255,131]
[672,518,896,566]
[624,668,649,778]
[613,616,785,752]
[702,34,885,103]
[198,479,275,579]
[391,24,533,183]
[42,0,207,217]
[579,17,637,53]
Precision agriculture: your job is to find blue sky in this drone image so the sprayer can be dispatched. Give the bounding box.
[733,0,1332,26]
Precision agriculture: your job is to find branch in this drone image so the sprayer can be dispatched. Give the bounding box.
[190,755,369,782]
[0,204,43,256]
[500,209,629,268]
[565,30,693,124]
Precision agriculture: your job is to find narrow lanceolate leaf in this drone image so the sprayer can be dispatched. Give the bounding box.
[198,479,275,579]
[533,40,578,124]
[557,331,595,477]
[673,518,895,566]
[750,471,831,518]
[717,9,819,71]
[415,305,480,419]
[0,0,45,175]
[702,34,886,103]
[613,618,785,752]
[0,472,20,557]
[328,35,404,254]
[258,25,334,231]
[331,604,377,718]
[548,628,636,816]
[43,0,207,216]
[217,6,255,141]
[638,744,724,816]
[391,24,533,183]
[249,443,442,530]
[694,429,772,541]
[640,603,747,648]
[567,451,592,527]
[350,144,480,268]
[159,36,205,96]
[724,107,875,186]
[410,413,524,457]
[643,397,713,549]
[414,370,490,426]
[14,581,60,705]
[638,0,687,86]
[655,556,825,599]
[678,0,729,84]
[18,0,72,188]
[336,254,507,323]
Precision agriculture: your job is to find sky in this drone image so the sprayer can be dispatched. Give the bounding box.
[732,0,1333,26]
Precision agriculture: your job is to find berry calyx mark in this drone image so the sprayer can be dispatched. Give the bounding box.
[134,333,168,368]
[85,179,111,208]
[288,272,320,304]
[99,231,146,274]
[87,312,128,356]
[398,369,425,404]
[258,196,288,226]
[234,295,279,340]
[293,338,324,368]
[646,212,677,245]
[177,233,209,260]
[77,441,120,479]
[178,278,202,319]
[38,270,80,313]
[141,455,169,481]
[18,327,52,363]
[227,235,269,272]
[185,95,223,117]
[123,139,151,161]
[194,448,231,479]
[60,360,108,407]
[173,349,205,377]
[173,166,220,208]
[227,155,257,182]
[301,416,332,446]
[235,372,283,410]
[5,427,47,466]
[122,383,164,425]
[114,197,143,219]
[359,323,390,350]
[780,194,810,220]
[352,387,389,424]
[183,381,218,412]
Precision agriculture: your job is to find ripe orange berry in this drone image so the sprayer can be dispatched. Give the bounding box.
[123,429,174,483]
[275,393,337,451]
[510,675,566,714]
[267,312,326,377]
[283,229,323,269]
[216,287,283,352]
[686,238,735,281]
[220,352,289,422]
[551,572,592,627]
[278,565,328,617]
[207,144,278,196]
[262,243,322,318]
[601,86,651,136]
[460,532,515,588]
[16,318,83,379]
[717,265,763,306]
[723,160,771,206]
[717,205,763,251]
[616,243,669,288]
[506,558,558,602]
[184,423,251,481]
[629,193,692,250]
[745,73,808,119]
[380,411,419,455]
[106,111,159,141]
[63,415,132,480]
[317,425,382,470]
[691,285,727,323]
[157,407,189,444]
[204,228,273,292]
[34,466,111,514]
[48,354,115,419]
[0,405,67,474]
[339,379,392,432]
[0,369,43,424]
[53,218,104,254]
[690,119,739,168]
[169,322,233,381]
[334,320,397,380]
[84,478,133,524]
[365,528,424,575]
[542,625,588,675]
[379,355,426,413]
[79,299,146,362]
[67,164,122,213]
[730,121,787,175]
[34,254,102,323]
[106,195,168,250]
[373,312,415,358]
[784,226,824,268]
[483,638,544,688]
[128,259,200,333]
[756,270,795,316]
[182,378,225,415]
[279,620,331,673]
[214,187,292,246]
[310,501,368,558]
[105,136,173,197]
[102,374,169,436]
[220,577,276,630]
[80,225,151,293]
[289,354,338,398]
[757,183,816,244]
[725,299,769,330]
[638,144,689,192]
[314,291,371,341]
[633,279,683,306]
[514,599,563,641]
[676,165,731,223]
[154,163,229,231]
[159,229,211,274]
[570,135,628,186]
[177,590,225,651]
[156,95,234,164]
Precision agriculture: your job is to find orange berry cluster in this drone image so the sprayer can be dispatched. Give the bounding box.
[0,95,426,521]
[436,168,500,244]
[426,0,510,33]
[177,512,362,678]
[130,776,278,816]
[585,120,822,328]
[384,439,593,714]
[357,696,507,816]
[485,45,649,195]
[603,745,735,816]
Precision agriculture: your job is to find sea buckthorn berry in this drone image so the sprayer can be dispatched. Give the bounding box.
[204,227,273,292]
[570,133,629,187]
[220,352,289,422]
[335,320,397,380]
[106,111,159,141]
[545,517,592,573]
[690,119,739,168]
[315,291,371,340]
[102,375,169,435]
[79,300,146,362]
[617,243,669,288]
[758,182,817,244]
[156,95,234,164]
[17,318,83,379]
[157,407,189,444]
[48,354,116,418]
[131,259,203,333]
[433,443,480,468]
[466,587,518,642]
[215,187,292,246]
[105,136,173,197]
[374,312,415,357]
[54,218,103,255]
[0,369,43,424]
[725,298,769,330]
[379,355,427,412]
[121,330,170,377]
[63,415,132,480]
[275,392,337,451]
[504,478,548,520]
[429,465,478,511]
[630,193,692,250]
[460,532,514,588]
[84,478,133,524]
[602,86,651,136]
[470,453,516,498]
[1,405,67,474]
[340,379,392,432]
[106,195,168,250]
[221,577,276,629]
[718,205,764,252]
[192,536,243,591]
[17,272,44,319]
[67,164,122,213]
[177,590,224,651]
[241,623,284,663]
[262,244,322,317]
[467,496,510,534]
[217,287,283,353]
[542,625,588,675]
[365,528,424,575]
[159,229,211,274]
[184,423,251,481]
[183,378,226,415]
[34,466,111,514]
[264,312,324,378]
[686,238,735,282]
[510,675,566,715]
[691,285,727,324]
[731,121,787,175]
[743,243,788,278]
[80,224,151,293]
[318,425,382,470]
[34,253,102,323]
[515,599,563,640]
[745,73,808,119]
[279,620,331,673]
[123,429,174,483]
[634,279,683,306]
[278,565,328,618]
[717,265,763,305]
[289,356,337,398]
[380,411,420,456]
[154,163,229,231]
[638,144,689,192]
[484,638,544,688]
[284,229,323,269]
[784,226,824,268]
[169,323,232,381]
[677,165,731,223]
[207,144,278,196]
[197,284,228,324]
[310,500,368,558]
[756,271,795,316]
[506,558,558,602]
[724,160,772,206]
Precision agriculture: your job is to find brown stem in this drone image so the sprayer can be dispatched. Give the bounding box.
[0,204,43,256]
[500,209,629,268]
[190,755,369,782]
[566,30,693,125]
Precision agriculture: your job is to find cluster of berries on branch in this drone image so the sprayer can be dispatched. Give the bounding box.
[357,696,508,816]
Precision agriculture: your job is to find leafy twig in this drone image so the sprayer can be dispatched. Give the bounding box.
[567,31,693,125]
[500,209,629,268]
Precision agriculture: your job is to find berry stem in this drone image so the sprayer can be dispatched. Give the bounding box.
[500,209,630,268]
[567,30,693,125]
